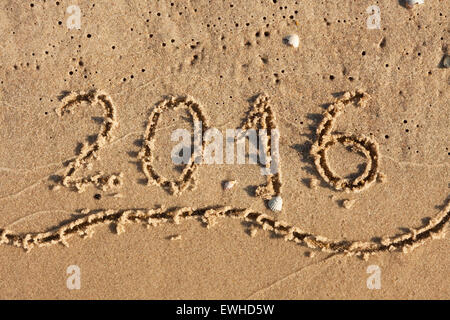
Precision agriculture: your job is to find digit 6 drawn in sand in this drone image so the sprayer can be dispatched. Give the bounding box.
[56,90,123,192]
[310,90,383,193]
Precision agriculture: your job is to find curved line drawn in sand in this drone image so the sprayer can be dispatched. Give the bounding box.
[310,90,382,192]
[54,90,123,193]
[138,96,210,195]
[0,199,448,260]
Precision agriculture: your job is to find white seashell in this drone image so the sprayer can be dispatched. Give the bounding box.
[268,196,283,212]
[405,0,424,8]
[443,55,450,68]
[283,34,299,48]
[223,180,237,190]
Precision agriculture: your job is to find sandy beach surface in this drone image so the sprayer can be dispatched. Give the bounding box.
[0,0,448,299]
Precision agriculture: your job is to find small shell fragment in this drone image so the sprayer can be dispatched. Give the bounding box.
[405,0,424,8]
[342,199,356,209]
[443,55,450,68]
[283,34,299,48]
[268,196,283,212]
[111,192,124,198]
[223,180,237,190]
[377,172,387,183]
[169,234,182,241]
[50,184,61,191]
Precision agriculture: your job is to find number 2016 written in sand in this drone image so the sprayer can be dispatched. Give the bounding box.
[53,89,382,202]
[2,88,448,259]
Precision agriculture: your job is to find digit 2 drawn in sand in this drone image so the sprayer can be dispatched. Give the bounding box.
[310,90,383,192]
[138,96,209,195]
[55,90,123,192]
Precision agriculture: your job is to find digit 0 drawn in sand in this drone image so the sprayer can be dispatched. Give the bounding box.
[0,198,448,260]
[310,90,382,192]
[55,90,123,193]
[138,96,209,195]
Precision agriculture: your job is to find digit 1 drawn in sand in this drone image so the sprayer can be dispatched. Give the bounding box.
[55,90,123,193]
[310,90,382,193]
[138,96,209,196]
[238,94,283,203]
